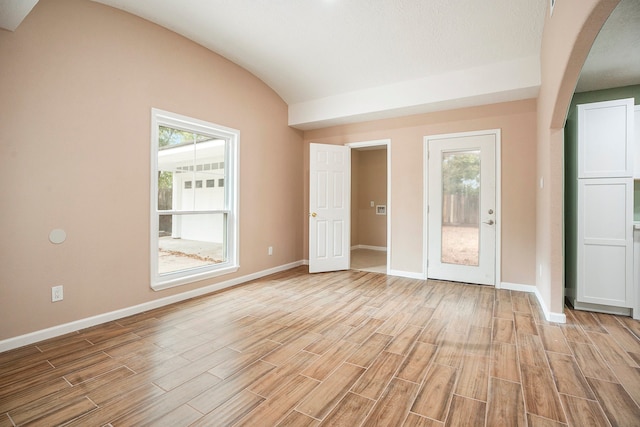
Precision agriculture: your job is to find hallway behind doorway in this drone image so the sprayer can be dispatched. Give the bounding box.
[351,248,387,273]
[351,146,388,274]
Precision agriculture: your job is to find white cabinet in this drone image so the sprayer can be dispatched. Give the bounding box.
[578,98,634,178]
[577,178,633,307]
[635,106,640,178]
[574,98,636,312]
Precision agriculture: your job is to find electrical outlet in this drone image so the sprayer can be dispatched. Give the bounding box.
[268,246,273,256]
[52,285,63,302]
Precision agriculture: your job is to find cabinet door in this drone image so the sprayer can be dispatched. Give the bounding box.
[578,98,634,178]
[634,106,640,179]
[577,178,633,307]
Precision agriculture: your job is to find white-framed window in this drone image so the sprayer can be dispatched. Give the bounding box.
[150,109,239,290]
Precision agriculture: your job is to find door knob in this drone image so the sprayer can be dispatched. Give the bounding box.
[310,212,317,217]
[483,219,495,225]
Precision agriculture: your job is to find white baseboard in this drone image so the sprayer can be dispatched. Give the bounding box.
[0,260,304,353]
[501,282,566,323]
[500,282,537,293]
[351,245,387,251]
[387,269,427,280]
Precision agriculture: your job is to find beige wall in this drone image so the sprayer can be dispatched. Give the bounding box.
[304,99,538,284]
[536,0,619,314]
[354,149,387,248]
[0,0,304,341]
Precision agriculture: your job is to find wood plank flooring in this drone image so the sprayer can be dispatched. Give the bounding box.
[1,266,640,426]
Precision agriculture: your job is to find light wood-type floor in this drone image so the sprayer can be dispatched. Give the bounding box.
[1,267,640,426]
[351,249,387,274]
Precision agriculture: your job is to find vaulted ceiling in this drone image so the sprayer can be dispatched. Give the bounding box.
[2,0,639,129]
[88,0,546,129]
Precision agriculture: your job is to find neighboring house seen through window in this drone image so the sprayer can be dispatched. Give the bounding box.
[151,109,239,290]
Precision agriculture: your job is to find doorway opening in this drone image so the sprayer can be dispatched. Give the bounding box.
[347,139,391,274]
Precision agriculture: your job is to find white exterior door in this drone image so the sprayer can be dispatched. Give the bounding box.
[426,131,497,286]
[309,143,351,273]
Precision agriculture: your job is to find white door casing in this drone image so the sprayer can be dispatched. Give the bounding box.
[309,143,351,273]
[425,130,499,286]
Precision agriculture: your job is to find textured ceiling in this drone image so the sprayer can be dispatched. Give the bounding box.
[0,0,38,31]
[576,0,640,93]
[89,0,546,105]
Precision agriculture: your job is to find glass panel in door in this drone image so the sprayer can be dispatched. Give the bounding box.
[441,150,480,266]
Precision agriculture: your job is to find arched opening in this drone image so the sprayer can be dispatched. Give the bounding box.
[563,0,640,317]
[536,0,620,320]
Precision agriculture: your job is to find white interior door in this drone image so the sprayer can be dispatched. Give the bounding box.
[427,131,497,285]
[309,143,351,273]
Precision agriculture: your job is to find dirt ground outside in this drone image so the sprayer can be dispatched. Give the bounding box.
[441,225,479,266]
[158,237,224,274]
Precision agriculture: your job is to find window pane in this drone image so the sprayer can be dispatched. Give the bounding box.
[158,212,227,275]
[157,126,227,212]
[194,138,226,210]
[441,150,480,266]
[158,171,173,210]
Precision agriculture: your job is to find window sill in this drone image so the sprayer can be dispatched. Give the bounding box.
[151,264,239,291]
